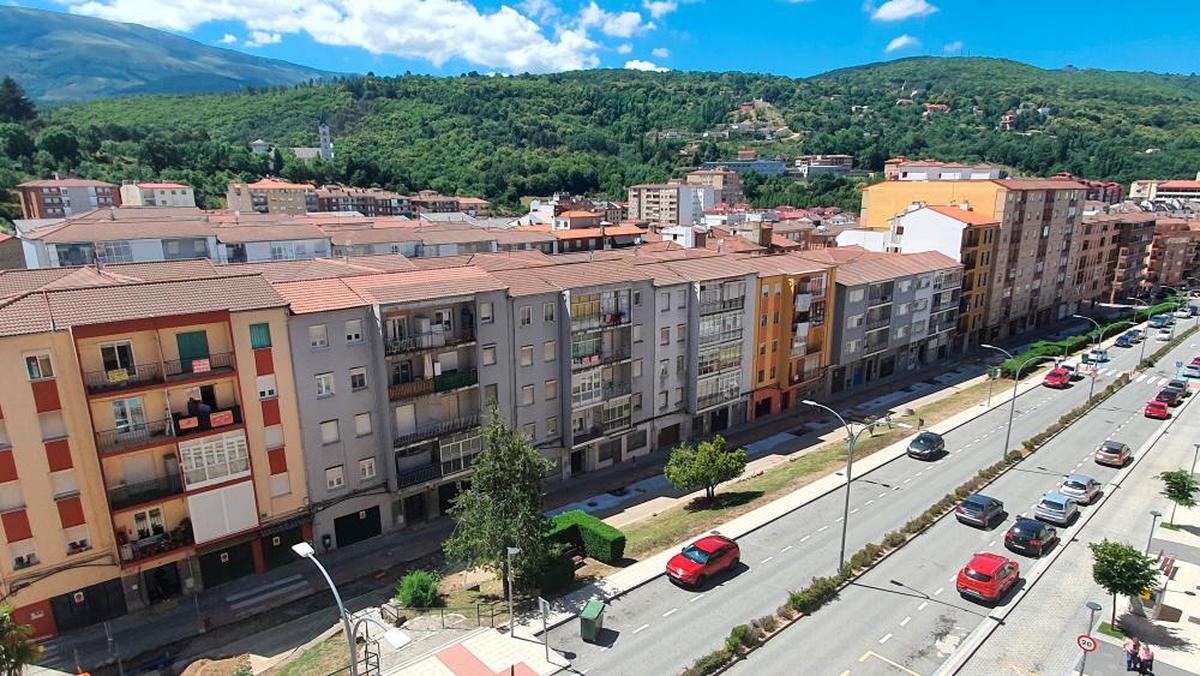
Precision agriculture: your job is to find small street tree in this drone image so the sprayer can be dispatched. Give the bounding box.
[1159,469,1200,525]
[444,402,553,592]
[0,605,40,675]
[1089,539,1160,627]
[664,436,749,504]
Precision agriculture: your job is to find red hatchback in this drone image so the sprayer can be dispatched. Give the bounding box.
[1043,368,1070,388]
[957,552,1020,603]
[1145,400,1170,420]
[666,534,740,587]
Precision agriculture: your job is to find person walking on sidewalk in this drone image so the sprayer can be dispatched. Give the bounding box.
[1124,637,1140,671]
[1138,643,1154,674]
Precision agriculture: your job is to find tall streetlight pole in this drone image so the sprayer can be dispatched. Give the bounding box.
[981,345,1058,462]
[1072,314,1103,401]
[1147,510,1163,555]
[1192,443,1200,479]
[1127,298,1151,365]
[506,546,522,635]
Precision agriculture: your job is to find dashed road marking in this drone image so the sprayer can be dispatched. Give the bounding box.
[835,517,844,523]
[800,535,811,543]
[879,633,893,644]
[818,526,829,532]
[900,616,911,627]
[878,491,888,499]
[903,478,913,484]
[988,540,996,547]
[633,623,650,634]
[934,587,944,596]
[761,556,774,564]
[851,508,860,515]
[864,500,875,506]
[662,608,677,618]
[917,601,929,611]
[915,471,923,477]
[782,545,794,553]
[690,594,705,603]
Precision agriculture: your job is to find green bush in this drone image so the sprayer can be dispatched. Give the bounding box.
[548,510,627,564]
[684,648,732,676]
[776,602,796,620]
[535,553,576,594]
[758,613,778,633]
[396,570,441,608]
[790,575,842,614]
[726,624,751,653]
[903,518,924,534]
[884,531,907,548]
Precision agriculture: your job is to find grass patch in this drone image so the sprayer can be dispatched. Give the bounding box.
[1161,522,1182,531]
[273,635,350,676]
[1098,622,1127,640]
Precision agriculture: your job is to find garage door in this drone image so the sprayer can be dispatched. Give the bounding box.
[334,507,382,549]
[198,540,256,588]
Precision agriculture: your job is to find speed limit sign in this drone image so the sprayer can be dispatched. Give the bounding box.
[1077,634,1097,653]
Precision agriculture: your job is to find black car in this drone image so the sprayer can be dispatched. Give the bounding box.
[956,495,1005,528]
[1157,387,1184,407]
[1004,517,1059,557]
[907,431,946,460]
[1169,379,1192,397]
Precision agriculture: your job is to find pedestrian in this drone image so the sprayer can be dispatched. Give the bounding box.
[1138,643,1154,674]
[1123,637,1139,671]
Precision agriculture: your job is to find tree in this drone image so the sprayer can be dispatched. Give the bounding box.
[443,402,553,591]
[35,128,80,165]
[0,605,41,674]
[664,436,749,503]
[271,147,286,174]
[1089,539,1160,627]
[0,78,35,124]
[1159,469,1199,525]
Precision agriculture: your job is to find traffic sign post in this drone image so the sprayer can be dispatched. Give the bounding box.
[1077,634,1097,652]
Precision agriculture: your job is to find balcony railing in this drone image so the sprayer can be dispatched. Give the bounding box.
[865,315,891,331]
[571,311,630,332]
[393,415,480,449]
[697,389,739,411]
[866,294,892,307]
[108,474,184,511]
[602,416,632,433]
[603,380,632,399]
[83,362,164,395]
[385,328,475,357]
[389,370,478,401]
[95,418,173,455]
[699,297,745,315]
[863,340,889,356]
[163,352,235,380]
[389,379,435,401]
[435,369,478,392]
[572,426,604,446]
[172,405,242,440]
[396,451,482,488]
[571,344,631,370]
[698,327,743,346]
[119,520,194,564]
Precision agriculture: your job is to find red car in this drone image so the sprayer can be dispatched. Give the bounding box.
[1191,357,1200,366]
[956,552,1020,603]
[1043,368,1070,388]
[1145,400,1170,420]
[666,534,740,587]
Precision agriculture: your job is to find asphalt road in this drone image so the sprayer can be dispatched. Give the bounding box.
[549,327,1196,676]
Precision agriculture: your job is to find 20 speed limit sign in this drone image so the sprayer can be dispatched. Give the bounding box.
[1077,634,1097,653]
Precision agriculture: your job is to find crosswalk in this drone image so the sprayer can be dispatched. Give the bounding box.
[1135,374,1182,386]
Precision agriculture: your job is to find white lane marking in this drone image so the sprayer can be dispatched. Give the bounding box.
[900,616,912,627]
[782,545,794,553]
[851,508,860,515]
[818,526,829,532]
[662,608,678,618]
[761,556,774,564]
[988,540,996,547]
[1075,462,1083,469]
[934,587,944,596]
[915,471,923,477]
[800,535,811,543]
[917,601,929,611]
[878,492,888,499]
[1137,374,1147,383]
[835,517,844,523]
[633,623,650,634]
[864,500,875,506]
[879,633,893,644]
[690,594,705,603]
[903,478,913,484]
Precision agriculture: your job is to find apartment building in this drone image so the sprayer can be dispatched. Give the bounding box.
[1073,214,1121,306]
[225,179,316,215]
[1092,213,1156,303]
[17,179,121,219]
[882,159,1004,182]
[407,191,491,217]
[215,225,331,263]
[314,186,411,217]
[0,274,308,639]
[685,168,744,206]
[1146,219,1194,291]
[627,183,716,228]
[118,182,196,208]
[797,248,962,395]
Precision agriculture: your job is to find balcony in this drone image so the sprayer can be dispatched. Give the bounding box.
[172,404,242,440]
[397,450,481,488]
[698,327,743,346]
[389,379,435,401]
[571,311,630,332]
[393,415,480,449]
[699,297,745,315]
[436,369,478,392]
[95,418,173,455]
[118,520,194,564]
[572,426,604,446]
[603,380,631,399]
[83,362,165,395]
[866,294,892,307]
[571,344,631,370]
[863,340,889,356]
[385,328,475,357]
[698,389,739,411]
[163,352,235,381]
[865,315,891,331]
[108,474,184,511]
[793,293,813,313]
[602,416,632,433]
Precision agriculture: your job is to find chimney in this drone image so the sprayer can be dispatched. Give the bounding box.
[958,201,972,212]
[758,222,773,248]
[694,229,707,249]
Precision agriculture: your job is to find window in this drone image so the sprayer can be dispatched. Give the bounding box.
[523,422,536,439]
[545,379,558,400]
[264,425,284,449]
[308,324,329,349]
[100,341,134,374]
[761,314,768,327]
[660,327,670,345]
[633,290,642,306]
[632,392,642,411]
[100,241,133,263]
[845,339,860,354]
[633,324,643,342]
[659,359,669,378]
[547,416,559,436]
[520,305,532,326]
[659,391,668,410]
[544,340,557,362]
[632,359,643,378]
[349,366,368,391]
[24,353,52,380]
[660,292,670,311]
[847,314,863,328]
[848,289,865,304]
[249,323,272,349]
[325,466,345,490]
[772,340,779,354]
[178,430,250,489]
[762,285,769,297]
[521,384,535,406]
[520,345,534,366]
[132,507,165,540]
[677,324,686,342]
[480,302,494,323]
[543,302,556,322]
[355,412,372,436]
[482,344,497,366]
[320,420,340,444]
[315,372,335,397]
[484,383,498,404]
[774,283,782,295]
[674,387,684,405]
[677,355,686,375]
[345,319,363,344]
[257,374,277,400]
[359,458,376,481]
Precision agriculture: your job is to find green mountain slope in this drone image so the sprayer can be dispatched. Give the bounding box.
[0,7,335,104]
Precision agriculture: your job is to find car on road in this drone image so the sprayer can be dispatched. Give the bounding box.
[1115,334,1134,348]
[1087,348,1109,363]
[1185,365,1200,379]
[1043,368,1071,388]
[1164,314,1176,326]
[666,534,740,588]
[1059,474,1102,505]
[955,494,1005,528]
[1156,387,1184,407]
[1127,329,1144,342]
[956,552,1020,603]
[1034,492,1079,526]
[1145,400,1170,420]
[1156,328,1173,341]
[1169,378,1192,395]
[1175,309,1191,319]
[1095,439,1132,466]
[1191,356,1200,366]
[1149,314,1169,329]
[1058,360,1082,381]
[1004,518,1059,557]
[906,431,945,460]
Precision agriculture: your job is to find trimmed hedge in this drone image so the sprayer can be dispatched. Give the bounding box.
[535,553,576,594]
[549,510,627,564]
[396,570,440,608]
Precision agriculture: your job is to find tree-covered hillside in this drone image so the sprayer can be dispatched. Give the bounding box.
[2,57,1199,218]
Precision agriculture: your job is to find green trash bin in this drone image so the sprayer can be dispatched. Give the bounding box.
[580,599,606,643]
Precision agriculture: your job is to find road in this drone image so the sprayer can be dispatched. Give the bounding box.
[722,333,1200,676]
[549,326,1193,675]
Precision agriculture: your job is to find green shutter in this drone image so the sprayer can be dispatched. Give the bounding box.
[250,323,272,349]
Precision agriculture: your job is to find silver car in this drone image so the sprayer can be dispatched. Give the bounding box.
[1059,474,1101,505]
[1034,492,1079,526]
[1095,440,1131,467]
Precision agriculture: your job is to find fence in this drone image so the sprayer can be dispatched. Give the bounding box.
[381,599,537,630]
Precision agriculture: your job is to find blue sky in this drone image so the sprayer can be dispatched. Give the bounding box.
[23,0,1200,77]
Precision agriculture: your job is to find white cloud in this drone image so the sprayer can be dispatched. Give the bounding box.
[884,34,919,53]
[624,59,668,72]
[578,1,654,38]
[244,30,281,47]
[871,0,937,21]
[517,0,559,21]
[616,43,633,54]
[218,33,237,44]
[943,40,963,55]
[642,0,677,19]
[61,0,610,72]
[651,47,670,58]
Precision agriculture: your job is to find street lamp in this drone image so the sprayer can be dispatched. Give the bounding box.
[292,542,408,676]
[1072,314,1103,401]
[1147,510,1163,555]
[506,546,522,634]
[1192,443,1199,479]
[1079,601,1103,676]
[1126,298,1151,365]
[981,345,1058,461]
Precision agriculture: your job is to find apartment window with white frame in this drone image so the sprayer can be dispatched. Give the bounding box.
[660,327,670,345]
[354,412,372,436]
[632,358,643,378]
[349,366,368,391]
[24,353,53,380]
[633,324,642,342]
[309,324,329,349]
[543,302,556,322]
[520,305,532,326]
[315,372,335,397]
[544,340,556,362]
[482,344,497,366]
[848,289,865,304]
[359,458,377,481]
[480,302,494,323]
[257,374,277,400]
[545,379,558,400]
[178,430,250,490]
[345,319,363,344]
[520,345,534,366]
[521,384,535,406]
[320,419,340,444]
[845,339,860,354]
[326,465,345,490]
[547,416,559,436]
[847,314,863,328]
[659,292,670,311]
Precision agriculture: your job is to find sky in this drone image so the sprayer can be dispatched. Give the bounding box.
[20,0,1200,78]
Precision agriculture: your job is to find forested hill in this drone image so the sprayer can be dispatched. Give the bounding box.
[5,57,1200,215]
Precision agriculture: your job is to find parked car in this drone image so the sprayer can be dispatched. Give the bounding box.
[1087,348,1109,363]
[1145,400,1170,420]
[1164,314,1176,326]
[1059,361,1082,380]
[1175,309,1191,319]
[1190,356,1200,366]
[956,552,1020,603]
[1168,379,1192,396]
[1185,364,1200,379]
[1095,440,1132,466]
[666,534,740,587]
[1115,334,1134,348]
[1059,474,1102,505]
[1034,492,1079,526]
[1157,387,1184,407]
[1004,518,1059,557]
[906,431,945,460]
[955,494,1005,528]
[1156,328,1173,341]
[1127,329,1144,342]
[1149,314,1169,329]
[1043,368,1071,389]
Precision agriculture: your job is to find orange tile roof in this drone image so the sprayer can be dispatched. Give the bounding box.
[792,248,959,286]
[19,178,116,188]
[992,179,1088,191]
[550,225,644,241]
[925,205,1000,226]
[273,278,369,314]
[1159,180,1200,190]
[558,210,600,218]
[27,218,216,243]
[326,228,422,246]
[344,266,505,305]
[135,182,190,189]
[245,178,315,190]
[214,224,330,243]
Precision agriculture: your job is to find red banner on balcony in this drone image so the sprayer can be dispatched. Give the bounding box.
[210,410,234,427]
[191,358,211,373]
[178,416,199,430]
